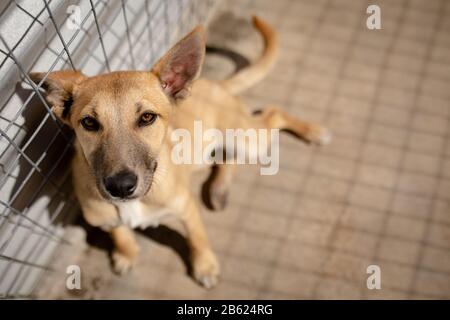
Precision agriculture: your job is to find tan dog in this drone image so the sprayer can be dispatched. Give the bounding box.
[30,17,330,288]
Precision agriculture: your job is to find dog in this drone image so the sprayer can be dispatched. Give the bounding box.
[30,16,331,289]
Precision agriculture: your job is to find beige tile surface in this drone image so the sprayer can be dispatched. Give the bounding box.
[36,0,450,299]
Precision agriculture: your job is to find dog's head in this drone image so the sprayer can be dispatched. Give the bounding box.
[30,27,205,201]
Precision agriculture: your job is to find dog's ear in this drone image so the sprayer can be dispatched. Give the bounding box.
[152,26,205,100]
[29,70,86,126]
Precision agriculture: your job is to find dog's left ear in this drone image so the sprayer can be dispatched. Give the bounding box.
[152,26,205,100]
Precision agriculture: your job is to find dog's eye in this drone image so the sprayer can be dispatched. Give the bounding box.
[139,112,157,127]
[81,116,100,131]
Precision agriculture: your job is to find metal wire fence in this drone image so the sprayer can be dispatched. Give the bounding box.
[0,0,217,299]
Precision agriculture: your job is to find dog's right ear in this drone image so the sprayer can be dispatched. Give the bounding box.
[29,70,86,126]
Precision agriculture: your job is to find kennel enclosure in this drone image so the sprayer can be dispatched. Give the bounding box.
[0,0,217,298]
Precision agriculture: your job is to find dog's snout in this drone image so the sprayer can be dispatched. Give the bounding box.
[104,170,137,199]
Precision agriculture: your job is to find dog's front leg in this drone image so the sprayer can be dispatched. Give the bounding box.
[110,225,140,275]
[180,195,220,289]
[76,196,139,274]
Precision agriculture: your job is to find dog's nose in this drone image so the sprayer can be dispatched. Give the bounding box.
[104,170,137,199]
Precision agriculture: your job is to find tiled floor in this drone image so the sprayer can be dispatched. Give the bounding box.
[36,0,450,299]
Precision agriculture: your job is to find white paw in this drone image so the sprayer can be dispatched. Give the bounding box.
[112,251,135,275]
[197,273,219,290]
[307,126,332,146]
[192,250,220,289]
[317,128,332,145]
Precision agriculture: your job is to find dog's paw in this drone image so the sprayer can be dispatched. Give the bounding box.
[192,250,220,289]
[306,125,332,146]
[209,184,229,211]
[112,251,136,275]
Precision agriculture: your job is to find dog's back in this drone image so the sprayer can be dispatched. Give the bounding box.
[171,16,279,138]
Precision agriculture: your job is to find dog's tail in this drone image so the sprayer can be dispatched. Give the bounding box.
[219,16,278,95]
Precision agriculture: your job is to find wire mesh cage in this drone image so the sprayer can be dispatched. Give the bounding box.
[3,0,449,301]
[0,0,218,299]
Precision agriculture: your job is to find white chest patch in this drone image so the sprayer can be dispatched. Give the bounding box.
[115,200,172,229]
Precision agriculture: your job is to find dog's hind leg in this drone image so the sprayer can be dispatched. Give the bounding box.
[208,163,236,211]
[253,106,332,145]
